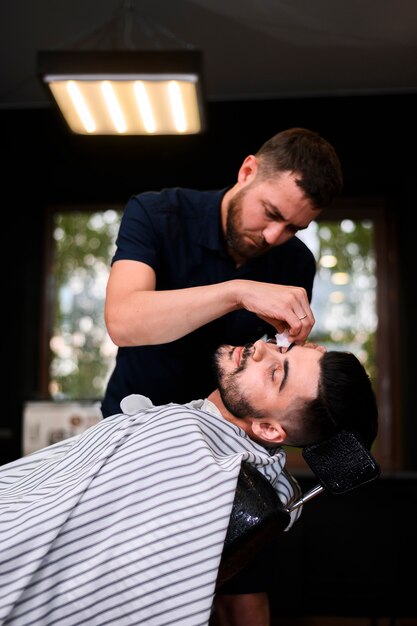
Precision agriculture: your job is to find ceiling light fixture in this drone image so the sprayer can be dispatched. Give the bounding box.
[37,49,206,135]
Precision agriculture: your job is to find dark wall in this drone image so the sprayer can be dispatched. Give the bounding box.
[270,472,417,619]
[2,93,417,618]
[7,92,417,201]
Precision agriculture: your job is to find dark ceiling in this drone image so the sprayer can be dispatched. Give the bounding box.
[1,0,417,110]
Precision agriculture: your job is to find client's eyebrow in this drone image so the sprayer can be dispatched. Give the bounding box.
[279,359,289,392]
[278,343,295,392]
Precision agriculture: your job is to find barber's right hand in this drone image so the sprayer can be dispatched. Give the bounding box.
[235,280,315,344]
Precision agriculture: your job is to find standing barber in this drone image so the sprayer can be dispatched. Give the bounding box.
[102,127,343,626]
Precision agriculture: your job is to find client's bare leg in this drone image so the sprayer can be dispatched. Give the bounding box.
[210,592,270,626]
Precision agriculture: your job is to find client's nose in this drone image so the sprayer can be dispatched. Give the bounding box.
[252,339,268,362]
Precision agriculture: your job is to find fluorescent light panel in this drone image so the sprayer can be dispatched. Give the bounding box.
[38,51,206,135]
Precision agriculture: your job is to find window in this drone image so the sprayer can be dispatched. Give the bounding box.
[42,198,399,470]
[42,207,122,401]
[298,217,377,383]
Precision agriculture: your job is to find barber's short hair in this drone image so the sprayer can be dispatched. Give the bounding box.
[292,351,378,449]
[255,127,343,209]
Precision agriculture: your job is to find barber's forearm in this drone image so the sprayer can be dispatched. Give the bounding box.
[106,279,314,346]
[105,281,242,346]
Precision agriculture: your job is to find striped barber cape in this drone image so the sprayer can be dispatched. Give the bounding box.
[0,395,300,626]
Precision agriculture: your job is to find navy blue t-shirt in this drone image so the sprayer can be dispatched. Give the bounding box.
[101,187,316,417]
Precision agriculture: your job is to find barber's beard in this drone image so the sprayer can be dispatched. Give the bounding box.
[225,190,270,260]
[213,346,264,420]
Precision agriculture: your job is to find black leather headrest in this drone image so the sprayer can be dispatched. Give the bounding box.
[302,430,380,495]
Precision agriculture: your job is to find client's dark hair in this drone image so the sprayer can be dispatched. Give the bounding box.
[289,351,378,449]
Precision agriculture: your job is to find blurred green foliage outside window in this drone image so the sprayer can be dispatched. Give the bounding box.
[48,213,376,400]
[49,210,121,399]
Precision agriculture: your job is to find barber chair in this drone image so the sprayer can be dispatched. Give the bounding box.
[217,430,380,587]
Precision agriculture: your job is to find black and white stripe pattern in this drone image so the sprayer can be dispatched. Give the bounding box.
[0,397,301,626]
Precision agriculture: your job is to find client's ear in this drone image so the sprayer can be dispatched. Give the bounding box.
[250,420,286,444]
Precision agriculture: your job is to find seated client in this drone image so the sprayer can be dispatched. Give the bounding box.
[0,338,378,626]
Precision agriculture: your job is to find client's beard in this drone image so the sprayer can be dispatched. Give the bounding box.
[212,345,264,420]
